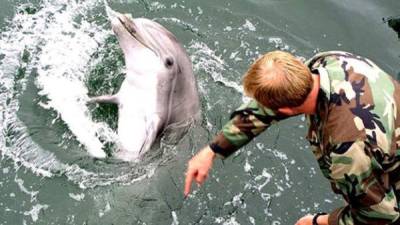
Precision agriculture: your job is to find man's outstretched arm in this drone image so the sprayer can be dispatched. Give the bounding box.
[184,99,289,196]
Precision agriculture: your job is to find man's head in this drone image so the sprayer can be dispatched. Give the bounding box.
[243,51,313,113]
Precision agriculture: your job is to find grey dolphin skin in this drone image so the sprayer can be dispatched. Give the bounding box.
[91,7,200,161]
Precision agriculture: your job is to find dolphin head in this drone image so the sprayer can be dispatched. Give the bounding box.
[107,9,183,78]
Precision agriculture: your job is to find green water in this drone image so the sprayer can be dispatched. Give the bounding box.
[0,0,399,224]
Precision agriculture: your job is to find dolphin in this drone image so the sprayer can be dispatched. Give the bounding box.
[90,7,200,161]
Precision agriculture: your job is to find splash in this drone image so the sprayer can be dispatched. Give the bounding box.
[24,204,49,222]
[0,0,156,188]
[34,0,114,158]
[189,41,243,94]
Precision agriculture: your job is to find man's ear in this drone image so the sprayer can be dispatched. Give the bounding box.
[277,107,296,115]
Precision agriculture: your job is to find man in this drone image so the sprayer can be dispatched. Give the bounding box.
[184,51,400,225]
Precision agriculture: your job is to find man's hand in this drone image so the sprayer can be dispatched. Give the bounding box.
[295,214,328,225]
[295,215,313,225]
[184,146,216,197]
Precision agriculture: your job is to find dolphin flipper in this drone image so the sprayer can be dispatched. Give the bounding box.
[140,116,160,155]
[89,94,119,104]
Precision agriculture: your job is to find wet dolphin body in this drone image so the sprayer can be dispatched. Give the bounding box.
[91,8,200,161]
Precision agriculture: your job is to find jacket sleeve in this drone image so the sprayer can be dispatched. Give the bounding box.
[327,140,400,225]
[209,99,289,158]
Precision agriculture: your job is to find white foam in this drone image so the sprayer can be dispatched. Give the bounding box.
[243,19,256,32]
[0,0,153,189]
[24,204,49,222]
[69,193,85,201]
[98,202,111,217]
[150,2,166,10]
[224,26,233,31]
[159,17,200,34]
[0,0,106,163]
[189,41,243,94]
[244,159,253,172]
[14,176,38,202]
[268,37,290,51]
[196,7,203,15]
[2,167,9,174]
[171,211,179,225]
[249,216,255,225]
[33,0,117,158]
[222,217,240,225]
[254,168,272,191]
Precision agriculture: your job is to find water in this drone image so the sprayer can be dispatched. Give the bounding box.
[0,0,399,224]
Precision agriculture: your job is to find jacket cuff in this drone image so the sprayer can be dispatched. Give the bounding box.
[328,207,346,225]
[209,132,239,158]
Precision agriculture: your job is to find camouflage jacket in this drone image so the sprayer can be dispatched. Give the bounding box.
[210,51,400,225]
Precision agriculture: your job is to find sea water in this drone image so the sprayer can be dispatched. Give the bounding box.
[0,0,399,224]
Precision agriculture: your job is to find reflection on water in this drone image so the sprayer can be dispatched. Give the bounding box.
[0,0,399,224]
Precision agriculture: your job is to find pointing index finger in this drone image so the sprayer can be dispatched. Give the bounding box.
[184,168,196,197]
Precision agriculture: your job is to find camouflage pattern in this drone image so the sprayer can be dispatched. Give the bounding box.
[209,51,400,225]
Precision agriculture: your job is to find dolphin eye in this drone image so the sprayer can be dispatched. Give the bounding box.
[165,57,174,68]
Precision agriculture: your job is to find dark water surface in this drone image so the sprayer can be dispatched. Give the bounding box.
[0,0,399,224]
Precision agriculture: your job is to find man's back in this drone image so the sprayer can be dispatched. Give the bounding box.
[306,51,400,224]
[307,51,400,165]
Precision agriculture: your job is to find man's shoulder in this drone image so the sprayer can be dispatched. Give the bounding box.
[315,52,399,154]
[305,51,352,68]
[306,51,376,72]
[309,50,395,97]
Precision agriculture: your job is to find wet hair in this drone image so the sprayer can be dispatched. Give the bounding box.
[243,51,313,110]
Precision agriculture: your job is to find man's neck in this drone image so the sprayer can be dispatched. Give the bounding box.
[299,74,320,115]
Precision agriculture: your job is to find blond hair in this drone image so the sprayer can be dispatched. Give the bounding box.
[243,51,313,109]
